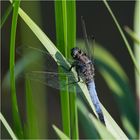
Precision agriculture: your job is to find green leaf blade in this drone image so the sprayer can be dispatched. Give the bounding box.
[9,0,23,138]
[25,79,40,138]
[66,1,78,139]
[0,113,18,140]
[52,125,70,140]
[55,1,71,137]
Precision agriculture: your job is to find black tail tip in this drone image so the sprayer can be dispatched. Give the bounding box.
[98,113,106,126]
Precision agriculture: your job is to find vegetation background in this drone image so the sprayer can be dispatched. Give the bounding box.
[1,1,139,139]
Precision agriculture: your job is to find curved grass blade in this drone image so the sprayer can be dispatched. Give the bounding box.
[17,7,128,139]
[52,125,70,140]
[103,0,140,75]
[9,0,23,138]
[0,113,17,140]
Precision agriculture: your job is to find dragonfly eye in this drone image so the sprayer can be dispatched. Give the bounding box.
[71,47,79,59]
[73,54,77,58]
[79,50,81,53]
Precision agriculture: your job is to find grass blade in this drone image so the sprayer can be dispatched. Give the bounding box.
[103,0,140,75]
[66,1,78,139]
[9,0,23,138]
[55,1,70,137]
[0,113,17,140]
[25,78,39,138]
[52,125,70,139]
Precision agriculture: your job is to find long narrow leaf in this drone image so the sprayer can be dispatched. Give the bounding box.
[25,79,39,138]
[66,1,78,139]
[55,1,70,137]
[9,0,23,138]
[55,1,78,139]
[103,0,140,75]
[0,113,17,140]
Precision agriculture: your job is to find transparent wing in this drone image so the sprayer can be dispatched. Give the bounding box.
[81,16,94,60]
[16,44,73,72]
[25,71,85,93]
[17,45,86,92]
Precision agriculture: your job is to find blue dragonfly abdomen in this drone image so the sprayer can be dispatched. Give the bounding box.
[86,80,105,124]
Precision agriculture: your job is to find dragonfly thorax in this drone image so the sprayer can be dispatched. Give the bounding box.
[71,47,95,83]
[71,47,91,64]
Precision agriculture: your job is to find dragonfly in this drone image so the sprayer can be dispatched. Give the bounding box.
[69,17,105,125]
[17,17,105,125]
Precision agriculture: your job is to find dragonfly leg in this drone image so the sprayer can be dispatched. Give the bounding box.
[59,63,75,72]
[69,62,76,71]
[60,63,80,83]
[65,69,81,86]
[76,69,81,82]
[62,62,82,85]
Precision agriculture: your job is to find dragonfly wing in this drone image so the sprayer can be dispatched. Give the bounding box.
[16,45,59,72]
[16,45,74,72]
[81,17,94,60]
[25,71,84,93]
[17,45,87,93]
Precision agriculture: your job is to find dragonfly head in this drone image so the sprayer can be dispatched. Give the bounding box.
[71,47,82,59]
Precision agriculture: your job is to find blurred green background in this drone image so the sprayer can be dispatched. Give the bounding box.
[1,1,139,139]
